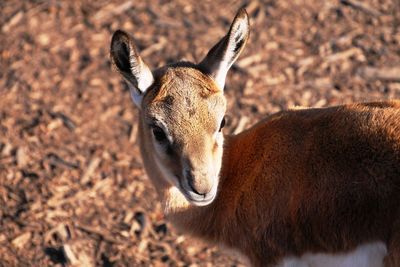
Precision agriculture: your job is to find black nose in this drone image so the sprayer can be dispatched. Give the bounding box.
[186,171,203,195]
[186,170,211,196]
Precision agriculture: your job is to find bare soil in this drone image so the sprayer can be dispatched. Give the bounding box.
[1,0,400,266]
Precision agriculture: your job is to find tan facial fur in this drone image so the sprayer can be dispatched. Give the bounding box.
[141,65,226,206]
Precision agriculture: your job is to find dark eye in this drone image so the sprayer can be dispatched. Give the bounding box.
[152,126,167,142]
[219,117,226,132]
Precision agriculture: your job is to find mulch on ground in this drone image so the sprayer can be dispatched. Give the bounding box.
[1,0,399,266]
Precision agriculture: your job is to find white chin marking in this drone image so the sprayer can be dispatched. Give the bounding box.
[277,242,387,267]
[189,191,217,207]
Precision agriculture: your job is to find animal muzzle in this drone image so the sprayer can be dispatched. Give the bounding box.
[185,169,213,196]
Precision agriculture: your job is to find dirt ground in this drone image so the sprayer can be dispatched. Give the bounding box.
[1,0,400,266]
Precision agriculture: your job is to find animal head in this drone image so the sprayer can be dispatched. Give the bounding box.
[110,8,249,206]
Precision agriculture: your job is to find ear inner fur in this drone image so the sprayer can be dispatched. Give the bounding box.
[198,8,250,90]
[110,30,154,107]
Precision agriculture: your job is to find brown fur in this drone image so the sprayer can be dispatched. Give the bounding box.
[110,8,400,266]
[139,94,400,266]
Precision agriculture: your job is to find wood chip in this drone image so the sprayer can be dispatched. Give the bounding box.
[81,157,101,184]
[63,239,96,267]
[12,232,31,249]
[325,48,365,63]
[2,11,23,32]
[359,66,400,82]
[340,0,382,17]
[16,147,29,167]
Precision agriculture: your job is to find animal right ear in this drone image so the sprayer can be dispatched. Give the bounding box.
[110,30,154,108]
[198,8,250,91]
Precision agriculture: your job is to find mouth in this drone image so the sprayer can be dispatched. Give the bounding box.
[178,177,218,206]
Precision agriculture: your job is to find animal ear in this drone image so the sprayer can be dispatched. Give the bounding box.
[198,8,250,90]
[110,30,154,108]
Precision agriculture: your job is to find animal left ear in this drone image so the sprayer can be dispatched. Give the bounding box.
[198,8,250,90]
